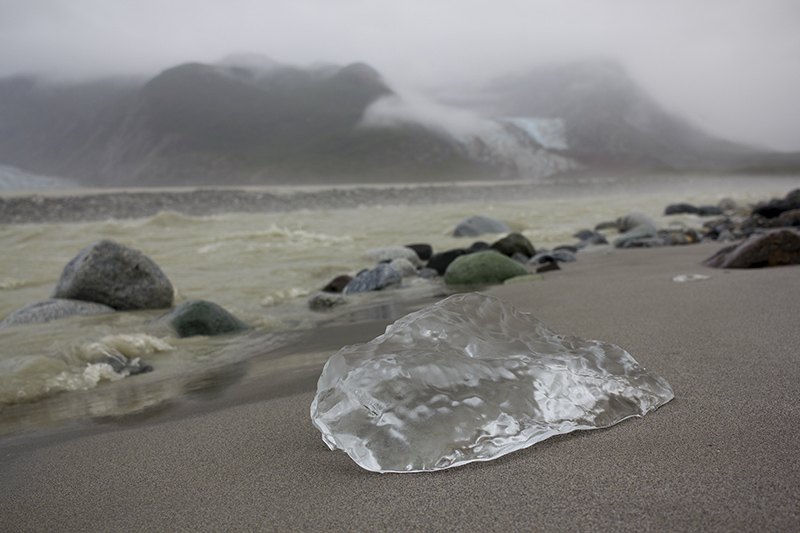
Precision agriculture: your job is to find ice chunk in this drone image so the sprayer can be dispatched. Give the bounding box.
[310,292,673,472]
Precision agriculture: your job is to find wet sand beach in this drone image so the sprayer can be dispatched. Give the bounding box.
[2,242,798,531]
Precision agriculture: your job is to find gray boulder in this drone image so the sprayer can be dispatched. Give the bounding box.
[453,216,511,237]
[444,251,528,285]
[159,300,250,338]
[613,213,659,248]
[389,258,418,278]
[703,229,800,268]
[617,211,657,232]
[52,240,174,310]
[344,264,402,294]
[0,298,115,328]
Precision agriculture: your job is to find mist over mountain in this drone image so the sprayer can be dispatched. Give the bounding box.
[1,56,797,187]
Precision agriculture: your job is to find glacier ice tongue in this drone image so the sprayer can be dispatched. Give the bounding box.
[310,292,674,473]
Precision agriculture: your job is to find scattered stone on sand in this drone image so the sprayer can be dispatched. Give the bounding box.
[702,229,800,269]
[536,261,560,273]
[453,215,511,237]
[664,203,723,216]
[573,230,608,246]
[490,232,536,258]
[308,292,348,311]
[467,241,491,253]
[613,220,659,248]
[322,275,353,293]
[529,250,577,265]
[344,264,402,294]
[52,239,174,310]
[159,300,251,338]
[444,251,528,285]
[0,298,115,328]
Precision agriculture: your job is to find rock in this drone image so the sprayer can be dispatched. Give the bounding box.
[322,275,353,293]
[159,300,250,338]
[697,205,723,216]
[467,241,491,253]
[702,229,800,268]
[617,211,657,232]
[426,249,467,275]
[308,292,347,311]
[751,189,800,219]
[618,237,664,249]
[0,298,115,328]
[662,228,699,246]
[553,245,579,255]
[389,258,418,278]
[594,220,619,231]
[529,250,576,264]
[665,203,700,215]
[489,232,535,258]
[344,264,402,294]
[417,267,439,279]
[776,208,800,227]
[364,246,421,266]
[613,221,659,248]
[404,243,433,261]
[536,261,560,273]
[310,293,674,472]
[453,215,511,237]
[573,230,608,247]
[444,251,528,285]
[52,239,174,310]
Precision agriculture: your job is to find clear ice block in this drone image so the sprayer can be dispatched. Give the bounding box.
[310,293,673,472]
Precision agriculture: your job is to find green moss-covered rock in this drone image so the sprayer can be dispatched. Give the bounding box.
[444,252,528,285]
[161,300,250,338]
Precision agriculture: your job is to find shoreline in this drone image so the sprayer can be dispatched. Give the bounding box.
[2,242,799,530]
[2,173,798,224]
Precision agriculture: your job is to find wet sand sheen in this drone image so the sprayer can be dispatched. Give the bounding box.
[2,243,798,531]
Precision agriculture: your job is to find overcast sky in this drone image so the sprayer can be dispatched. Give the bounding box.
[1,0,799,151]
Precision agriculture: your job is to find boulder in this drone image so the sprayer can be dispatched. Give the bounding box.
[617,211,657,232]
[344,264,402,294]
[664,203,700,215]
[0,298,115,328]
[751,189,800,219]
[444,251,528,285]
[427,249,468,275]
[308,292,347,311]
[322,275,354,293]
[364,246,421,266]
[52,240,174,310]
[160,300,250,338]
[467,241,491,253]
[702,229,800,268]
[453,215,511,237]
[529,250,576,265]
[776,208,800,227]
[614,220,659,248]
[389,258,418,278]
[490,232,535,258]
[536,261,560,273]
[617,237,664,249]
[404,243,433,261]
[573,230,608,246]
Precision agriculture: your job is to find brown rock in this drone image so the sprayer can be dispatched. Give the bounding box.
[702,229,800,268]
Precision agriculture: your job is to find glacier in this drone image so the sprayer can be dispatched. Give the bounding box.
[310,293,674,473]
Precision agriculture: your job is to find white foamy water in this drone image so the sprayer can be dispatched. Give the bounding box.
[0,173,797,435]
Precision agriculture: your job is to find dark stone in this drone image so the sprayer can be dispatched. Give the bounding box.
[573,230,608,246]
[697,205,724,216]
[344,264,402,294]
[776,208,800,227]
[322,275,353,293]
[529,250,576,265]
[453,215,511,237]
[308,292,347,311]
[554,245,579,254]
[0,298,115,328]
[618,238,664,248]
[703,229,800,268]
[751,190,800,219]
[536,261,560,273]
[665,203,700,215]
[160,300,251,338]
[443,251,528,285]
[52,239,174,310]
[427,249,467,275]
[467,241,490,253]
[490,232,535,258]
[404,243,433,261]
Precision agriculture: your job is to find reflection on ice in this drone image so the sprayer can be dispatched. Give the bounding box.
[311,293,674,472]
